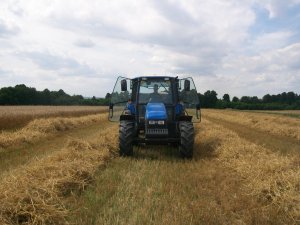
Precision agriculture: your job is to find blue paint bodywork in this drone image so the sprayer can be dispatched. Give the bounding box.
[127,102,136,114]
[145,103,167,120]
[175,103,183,115]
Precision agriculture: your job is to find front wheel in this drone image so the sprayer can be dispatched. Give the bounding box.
[119,120,134,156]
[179,121,194,158]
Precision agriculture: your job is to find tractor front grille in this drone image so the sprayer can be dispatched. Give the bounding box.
[146,128,168,135]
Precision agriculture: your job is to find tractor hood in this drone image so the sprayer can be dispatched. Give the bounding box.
[145,103,167,120]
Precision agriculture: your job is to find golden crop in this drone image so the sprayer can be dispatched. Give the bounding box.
[0,108,299,225]
[204,109,300,140]
[0,113,107,150]
[0,127,118,225]
[0,106,107,130]
[195,118,300,224]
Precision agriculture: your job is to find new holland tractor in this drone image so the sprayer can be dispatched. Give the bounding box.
[108,76,201,158]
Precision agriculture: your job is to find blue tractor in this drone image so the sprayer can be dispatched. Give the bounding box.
[108,76,201,158]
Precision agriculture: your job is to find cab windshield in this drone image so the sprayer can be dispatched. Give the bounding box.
[138,79,173,104]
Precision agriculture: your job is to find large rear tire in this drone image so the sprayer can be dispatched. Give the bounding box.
[119,120,134,156]
[179,121,194,158]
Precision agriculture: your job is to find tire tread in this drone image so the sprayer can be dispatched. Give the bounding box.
[179,121,194,158]
[119,121,134,156]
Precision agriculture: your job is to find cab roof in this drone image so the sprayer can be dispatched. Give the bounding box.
[132,76,178,80]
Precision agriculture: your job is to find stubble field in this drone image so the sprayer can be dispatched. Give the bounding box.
[0,106,107,130]
[0,106,299,225]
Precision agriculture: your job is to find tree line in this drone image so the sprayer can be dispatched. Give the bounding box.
[198,90,300,110]
[0,84,109,106]
[1,84,299,109]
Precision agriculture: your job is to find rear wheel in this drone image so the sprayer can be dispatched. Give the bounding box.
[119,120,134,156]
[179,121,194,158]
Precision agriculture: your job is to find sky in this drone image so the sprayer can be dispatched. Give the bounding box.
[0,0,300,98]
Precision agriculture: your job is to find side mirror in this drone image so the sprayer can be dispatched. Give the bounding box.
[184,80,190,91]
[196,103,200,110]
[121,79,127,91]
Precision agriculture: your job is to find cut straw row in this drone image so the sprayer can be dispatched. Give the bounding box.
[0,126,118,225]
[0,113,107,150]
[204,109,300,141]
[195,119,300,223]
[0,106,107,130]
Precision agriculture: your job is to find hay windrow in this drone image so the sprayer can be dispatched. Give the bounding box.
[0,106,107,130]
[0,113,107,150]
[196,119,300,223]
[204,109,300,141]
[0,127,118,225]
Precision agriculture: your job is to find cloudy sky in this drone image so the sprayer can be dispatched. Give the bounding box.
[1,0,300,98]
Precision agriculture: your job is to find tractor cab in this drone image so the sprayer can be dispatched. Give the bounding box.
[108,76,200,158]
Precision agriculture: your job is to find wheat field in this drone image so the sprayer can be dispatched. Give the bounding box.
[0,106,106,130]
[0,108,299,225]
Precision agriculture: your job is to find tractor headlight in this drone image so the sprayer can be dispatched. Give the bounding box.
[157,120,165,125]
[148,120,165,125]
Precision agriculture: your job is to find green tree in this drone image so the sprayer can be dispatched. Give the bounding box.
[203,90,218,108]
[286,92,296,104]
[232,96,239,102]
[223,94,230,102]
[105,93,111,99]
[241,96,251,103]
[262,94,272,103]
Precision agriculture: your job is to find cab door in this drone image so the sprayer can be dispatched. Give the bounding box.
[178,77,201,122]
[108,76,132,121]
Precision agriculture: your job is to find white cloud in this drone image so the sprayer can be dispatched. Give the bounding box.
[0,0,299,97]
[74,39,95,48]
[250,31,293,53]
[0,18,20,38]
[18,51,96,76]
[252,0,300,18]
[213,43,300,97]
